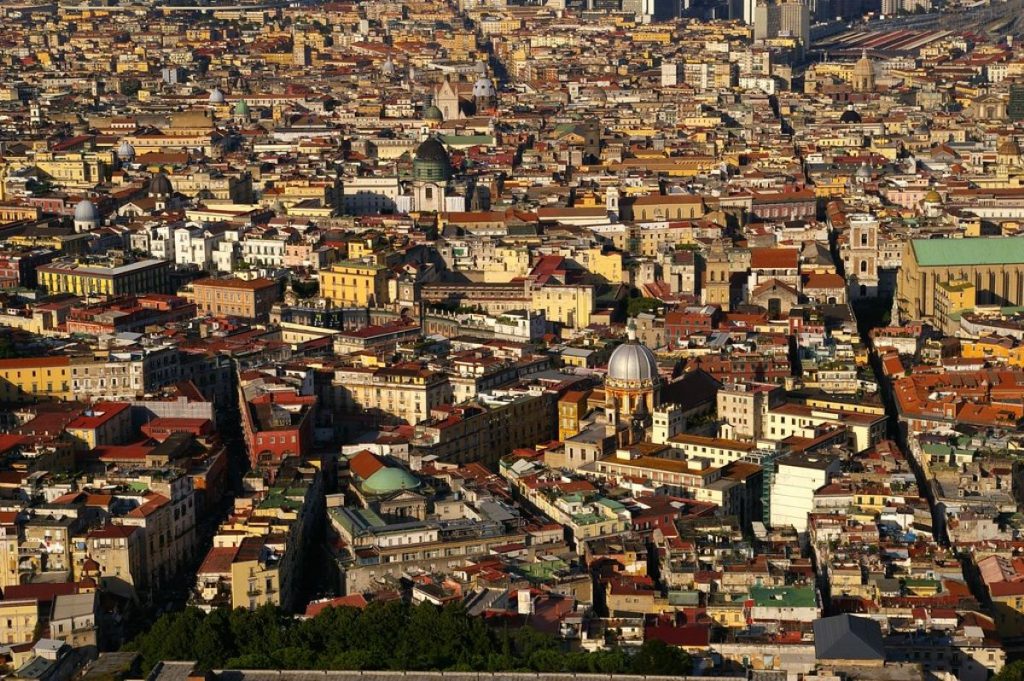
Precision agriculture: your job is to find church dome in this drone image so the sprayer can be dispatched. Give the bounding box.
[74,199,99,223]
[923,189,942,204]
[607,331,658,385]
[234,100,251,116]
[149,172,173,197]
[209,87,225,104]
[998,138,1021,157]
[854,51,874,76]
[472,77,496,99]
[840,108,862,124]
[362,467,420,495]
[415,137,449,162]
[855,162,872,180]
[413,137,452,182]
[117,140,135,161]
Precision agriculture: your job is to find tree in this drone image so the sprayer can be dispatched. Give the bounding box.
[629,640,692,676]
[291,279,319,299]
[995,660,1024,681]
[125,602,691,676]
[627,296,662,317]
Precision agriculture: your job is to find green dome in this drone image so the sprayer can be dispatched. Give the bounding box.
[362,467,420,495]
[423,105,443,122]
[234,100,251,115]
[413,137,451,182]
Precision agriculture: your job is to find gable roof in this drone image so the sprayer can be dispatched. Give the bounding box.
[813,613,884,661]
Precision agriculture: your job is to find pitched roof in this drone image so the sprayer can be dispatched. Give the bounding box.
[912,237,1024,267]
[812,613,884,661]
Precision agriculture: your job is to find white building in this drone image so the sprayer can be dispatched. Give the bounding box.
[769,452,840,536]
[342,177,401,215]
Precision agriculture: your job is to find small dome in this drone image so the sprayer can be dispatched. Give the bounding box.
[209,87,225,104]
[117,140,135,161]
[840,108,862,124]
[923,189,942,204]
[234,100,251,116]
[607,327,659,385]
[362,467,420,495]
[854,51,874,76]
[998,138,1021,156]
[149,172,173,197]
[473,77,496,99]
[423,105,444,122]
[856,162,872,179]
[74,199,98,223]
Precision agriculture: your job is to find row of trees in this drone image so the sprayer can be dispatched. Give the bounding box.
[126,602,691,676]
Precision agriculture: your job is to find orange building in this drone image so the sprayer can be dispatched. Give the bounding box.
[188,277,280,321]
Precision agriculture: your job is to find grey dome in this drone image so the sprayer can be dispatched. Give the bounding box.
[423,105,444,122]
[209,87,225,104]
[607,339,658,384]
[117,140,135,161]
[473,77,496,99]
[149,172,173,196]
[856,162,871,179]
[74,199,99,223]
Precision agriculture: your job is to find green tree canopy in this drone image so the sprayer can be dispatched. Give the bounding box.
[627,296,662,318]
[124,603,690,676]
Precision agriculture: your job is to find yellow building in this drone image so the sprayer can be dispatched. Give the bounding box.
[0,356,73,402]
[898,239,1024,322]
[530,284,595,329]
[230,536,283,611]
[38,258,170,296]
[962,337,1024,367]
[934,279,976,335]
[320,260,390,307]
[0,599,38,645]
[0,526,18,590]
[707,600,748,629]
[558,389,591,441]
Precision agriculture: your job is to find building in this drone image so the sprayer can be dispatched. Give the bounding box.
[851,51,875,92]
[898,238,1024,321]
[716,381,782,440]
[605,322,662,430]
[754,0,809,45]
[66,401,132,449]
[410,391,555,466]
[189,277,281,321]
[558,389,591,441]
[240,390,317,472]
[1009,82,1024,122]
[320,260,390,307]
[934,279,976,335]
[38,257,171,296]
[0,599,38,645]
[84,524,148,595]
[49,592,98,648]
[0,356,72,402]
[328,364,453,431]
[769,452,840,536]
